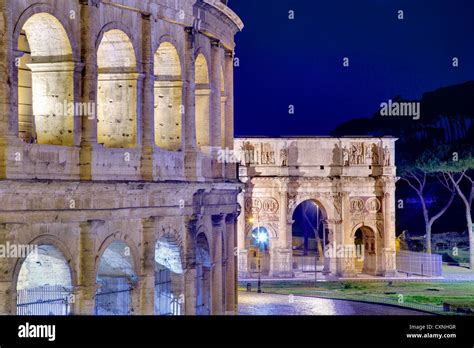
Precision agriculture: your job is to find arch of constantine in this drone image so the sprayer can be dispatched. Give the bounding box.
[0,0,243,315]
[235,137,398,278]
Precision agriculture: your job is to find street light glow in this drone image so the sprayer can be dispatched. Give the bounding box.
[257,231,268,244]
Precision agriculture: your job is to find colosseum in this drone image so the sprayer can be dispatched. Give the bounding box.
[0,0,243,315]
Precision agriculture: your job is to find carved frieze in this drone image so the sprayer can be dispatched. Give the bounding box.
[342,142,383,166]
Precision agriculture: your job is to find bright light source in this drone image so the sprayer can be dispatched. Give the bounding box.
[248,217,255,223]
[257,231,268,244]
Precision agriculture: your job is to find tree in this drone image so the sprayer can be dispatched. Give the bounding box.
[418,144,474,269]
[399,169,456,253]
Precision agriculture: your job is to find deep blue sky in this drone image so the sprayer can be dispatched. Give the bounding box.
[231,0,474,136]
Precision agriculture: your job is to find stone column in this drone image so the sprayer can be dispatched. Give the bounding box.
[225,214,238,314]
[26,62,76,146]
[383,179,397,276]
[79,1,100,180]
[0,224,15,314]
[224,50,234,150]
[324,222,339,275]
[210,40,223,179]
[224,50,235,179]
[272,181,292,277]
[183,215,198,315]
[139,217,158,315]
[139,14,155,181]
[237,192,248,278]
[0,4,15,141]
[339,192,355,277]
[220,96,228,148]
[211,214,224,315]
[210,40,222,149]
[74,220,100,315]
[183,28,199,180]
[279,184,289,250]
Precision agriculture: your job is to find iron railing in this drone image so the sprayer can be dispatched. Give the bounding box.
[95,278,133,315]
[397,251,443,277]
[17,285,73,316]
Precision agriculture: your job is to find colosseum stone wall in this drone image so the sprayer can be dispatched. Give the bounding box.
[0,0,243,315]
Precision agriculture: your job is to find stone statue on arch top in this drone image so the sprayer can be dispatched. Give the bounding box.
[280,146,288,167]
[383,146,391,166]
[342,146,349,166]
[371,143,379,165]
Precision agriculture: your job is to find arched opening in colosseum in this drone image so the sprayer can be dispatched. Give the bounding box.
[220,66,227,148]
[291,200,328,273]
[97,29,138,148]
[353,226,377,275]
[154,42,183,151]
[195,54,211,149]
[246,226,270,277]
[16,245,73,315]
[154,234,184,315]
[195,233,211,315]
[17,13,74,145]
[96,241,137,315]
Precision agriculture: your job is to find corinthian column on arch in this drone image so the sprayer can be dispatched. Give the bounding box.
[382,177,397,276]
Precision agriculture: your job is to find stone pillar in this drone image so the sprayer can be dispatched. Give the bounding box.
[139,217,158,315]
[237,192,248,278]
[322,222,331,274]
[79,1,100,180]
[224,50,235,179]
[210,40,223,179]
[0,4,15,140]
[211,214,224,315]
[26,62,76,146]
[139,14,155,181]
[220,96,228,148]
[183,28,199,180]
[0,224,15,314]
[74,220,100,315]
[339,192,355,277]
[224,50,234,150]
[383,179,397,276]
[279,184,289,250]
[210,40,222,149]
[183,215,198,315]
[270,182,293,277]
[225,214,237,314]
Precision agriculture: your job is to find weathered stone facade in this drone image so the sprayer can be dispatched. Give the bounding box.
[235,137,398,278]
[0,0,243,315]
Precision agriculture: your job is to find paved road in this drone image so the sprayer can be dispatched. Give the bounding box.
[238,292,429,315]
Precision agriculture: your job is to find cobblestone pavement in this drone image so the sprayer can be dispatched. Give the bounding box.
[238,292,429,315]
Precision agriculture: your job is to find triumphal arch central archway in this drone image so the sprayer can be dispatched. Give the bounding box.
[235,137,398,278]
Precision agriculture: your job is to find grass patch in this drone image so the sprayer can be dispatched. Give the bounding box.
[238,280,474,311]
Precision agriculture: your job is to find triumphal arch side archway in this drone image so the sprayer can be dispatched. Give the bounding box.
[235,137,398,278]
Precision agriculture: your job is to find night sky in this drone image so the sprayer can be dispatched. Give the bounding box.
[231,0,474,136]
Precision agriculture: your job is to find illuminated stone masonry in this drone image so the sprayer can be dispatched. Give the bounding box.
[0,0,243,315]
[235,137,398,278]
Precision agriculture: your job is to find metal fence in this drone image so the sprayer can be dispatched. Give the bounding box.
[396,250,443,277]
[17,285,73,316]
[95,278,133,315]
[155,269,182,315]
[292,256,320,272]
